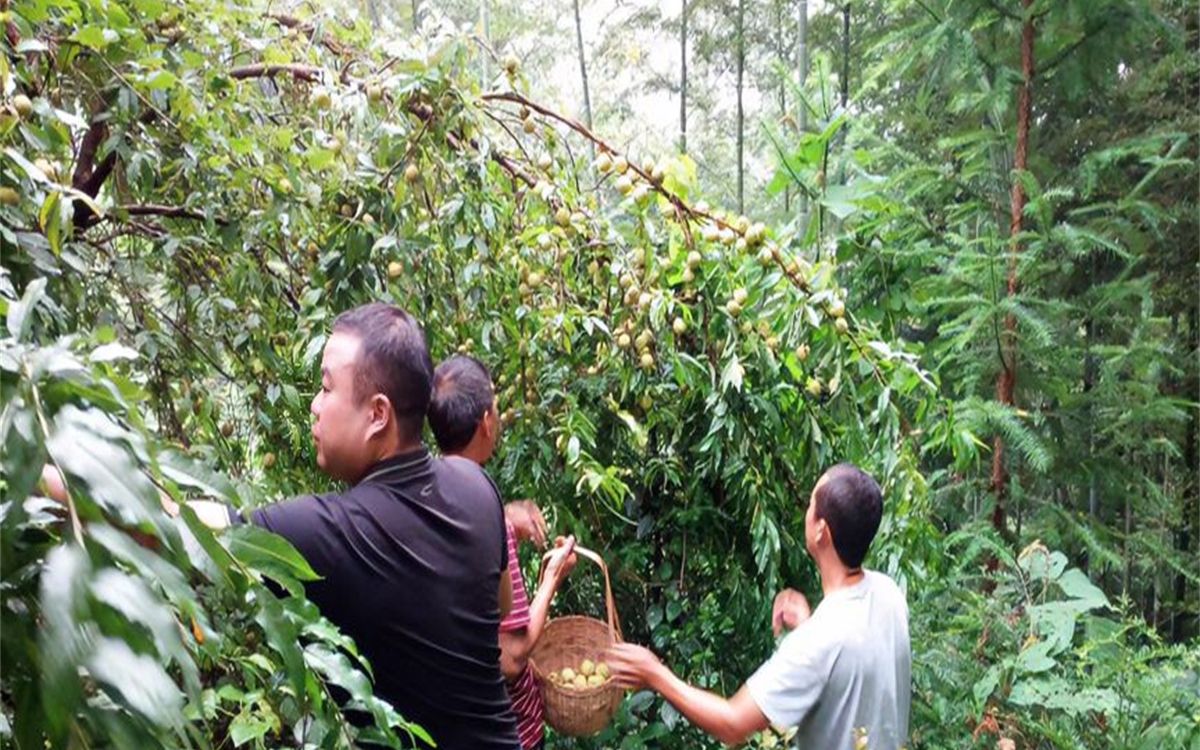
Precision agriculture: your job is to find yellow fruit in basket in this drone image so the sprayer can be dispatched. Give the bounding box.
[561,667,576,682]
[580,659,595,676]
[596,661,610,679]
[573,674,588,689]
[547,670,561,684]
[587,674,604,687]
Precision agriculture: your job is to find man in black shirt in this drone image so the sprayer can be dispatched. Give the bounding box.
[43,303,520,749]
[247,303,520,749]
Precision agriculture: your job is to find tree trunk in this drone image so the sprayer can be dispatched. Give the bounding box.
[777,0,789,212]
[798,0,809,221]
[992,0,1035,536]
[1176,304,1198,641]
[680,0,688,154]
[479,0,488,81]
[840,4,850,108]
[573,0,594,143]
[736,0,745,214]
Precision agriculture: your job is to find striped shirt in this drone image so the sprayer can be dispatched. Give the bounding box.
[500,521,544,749]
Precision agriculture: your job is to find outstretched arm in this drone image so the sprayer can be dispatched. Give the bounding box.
[39,464,236,529]
[606,643,769,746]
[499,535,576,680]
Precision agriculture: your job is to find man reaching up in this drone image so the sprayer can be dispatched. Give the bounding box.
[607,464,911,749]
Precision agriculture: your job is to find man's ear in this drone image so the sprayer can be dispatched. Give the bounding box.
[482,406,499,442]
[813,516,828,547]
[366,394,393,441]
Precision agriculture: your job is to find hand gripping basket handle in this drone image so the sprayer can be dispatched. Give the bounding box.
[538,544,623,643]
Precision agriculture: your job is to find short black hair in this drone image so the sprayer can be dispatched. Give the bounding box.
[813,464,883,569]
[332,303,433,443]
[428,355,495,454]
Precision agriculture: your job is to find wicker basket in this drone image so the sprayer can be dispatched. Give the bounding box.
[529,546,624,737]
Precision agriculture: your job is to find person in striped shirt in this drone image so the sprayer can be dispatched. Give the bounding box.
[429,354,577,750]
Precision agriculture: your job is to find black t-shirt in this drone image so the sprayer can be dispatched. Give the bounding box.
[248,448,519,750]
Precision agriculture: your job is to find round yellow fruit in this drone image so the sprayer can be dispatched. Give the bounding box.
[596,661,610,679]
[366,84,384,103]
[311,89,332,110]
[686,250,702,268]
[829,299,846,318]
[503,55,520,74]
[726,300,743,318]
[733,288,748,305]
[795,344,810,361]
[682,268,696,283]
[388,261,403,279]
[617,333,632,350]
[806,377,823,397]
[12,94,33,118]
[404,163,420,183]
[555,206,571,226]
[262,452,276,469]
[672,317,686,335]
[538,153,553,170]
[615,175,633,195]
[522,117,536,134]
[613,156,629,174]
[595,153,612,173]
[580,659,595,676]
[0,187,19,206]
[587,674,604,687]
[573,674,588,689]
[835,317,850,334]
[640,352,654,369]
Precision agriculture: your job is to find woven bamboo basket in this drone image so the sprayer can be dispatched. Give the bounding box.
[529,545,624,737]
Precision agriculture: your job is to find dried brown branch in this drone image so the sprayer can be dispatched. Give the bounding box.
[118,204,227,224]
[266,13,349,57]
[229,63,323,82]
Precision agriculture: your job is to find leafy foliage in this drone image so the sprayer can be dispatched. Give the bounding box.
[1,0,1196,748]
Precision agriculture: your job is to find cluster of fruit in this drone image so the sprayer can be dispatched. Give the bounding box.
[546,659,611,690]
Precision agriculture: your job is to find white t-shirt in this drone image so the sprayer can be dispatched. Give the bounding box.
[745,571,911,750]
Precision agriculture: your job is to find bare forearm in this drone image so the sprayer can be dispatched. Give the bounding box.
[647,664,759,746]
[500,570,559,674]
[525,568,561,647]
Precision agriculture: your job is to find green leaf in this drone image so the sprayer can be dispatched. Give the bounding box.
[229,711,272,747]
[254,591,306,698]
[720,355,745,392]
[86,636,184,727]
[1055,569,1109,610]
[71,26,119,50]
[7,277,46,340]
[226,525,321,583]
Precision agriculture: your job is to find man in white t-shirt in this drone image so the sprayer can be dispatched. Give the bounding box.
[607,464,911,749]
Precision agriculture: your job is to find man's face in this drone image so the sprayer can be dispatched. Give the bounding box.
[310,332,374,483]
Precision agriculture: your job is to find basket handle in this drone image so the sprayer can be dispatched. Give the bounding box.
[538,543,623,644]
